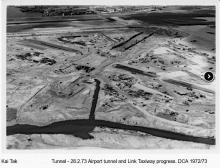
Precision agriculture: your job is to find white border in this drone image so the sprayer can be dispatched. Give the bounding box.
[1,0,220,167]
[1,0,219,5]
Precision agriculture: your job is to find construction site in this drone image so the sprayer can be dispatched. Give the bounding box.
[6,6,215,149]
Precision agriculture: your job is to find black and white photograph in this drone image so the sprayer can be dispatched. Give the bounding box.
[5,4,216,150]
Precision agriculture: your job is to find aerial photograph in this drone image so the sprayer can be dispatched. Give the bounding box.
[6,5,215,149]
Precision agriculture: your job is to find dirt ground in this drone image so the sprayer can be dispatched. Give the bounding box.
[6,7,215,149]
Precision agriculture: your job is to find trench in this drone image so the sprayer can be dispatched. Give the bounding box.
[114,64,157,77]
[25,39,82,54]
[7,79,215,145]
[89,79,101,121]
[7,119,215,145]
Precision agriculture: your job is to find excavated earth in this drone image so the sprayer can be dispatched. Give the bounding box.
[6,6,215,149]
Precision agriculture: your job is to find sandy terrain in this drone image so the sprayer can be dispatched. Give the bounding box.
[6,6,215,149]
